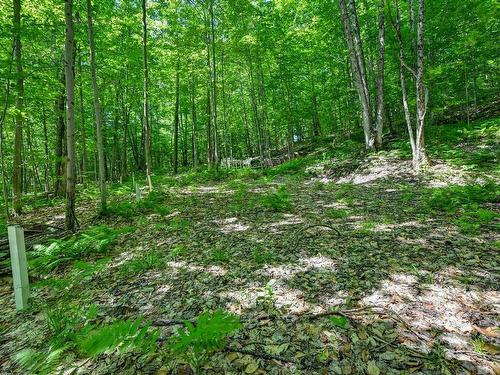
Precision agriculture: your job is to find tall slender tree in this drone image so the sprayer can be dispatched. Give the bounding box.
[86,0,107,212]
[12,0,24,215]
[173,62,180,174]
[414,0,427,171]
[142,0,153,190]
[64,0,78,230]
[375,0,385,148]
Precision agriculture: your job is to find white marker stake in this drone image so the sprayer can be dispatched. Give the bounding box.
[135,183,141,201]
[8,225,29,310]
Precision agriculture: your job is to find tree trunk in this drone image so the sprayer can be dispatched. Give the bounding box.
[86,0,107,211]
[209,0,219,170]
[394,0,416,158]
[190,74,198,168]
[54,68,66,198]
[64,0,78,230]
[173,64,180,174]
[142,0,153,190]
[414,0,427,171]
[77,47,87,184]
[42,108,50,194]
[339,0,373,149]
[12,0,24,215]
[375,0,385,148]
[0,42,14,218]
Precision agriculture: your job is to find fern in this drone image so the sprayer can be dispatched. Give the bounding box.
[16,347,68,375]
[168,310,241,370]
[76,317,159,357]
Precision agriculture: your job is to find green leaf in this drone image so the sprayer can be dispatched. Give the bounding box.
[329,315,348,328]
[367,361,380,375]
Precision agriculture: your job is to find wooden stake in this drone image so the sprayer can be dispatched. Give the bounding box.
[135,183,141,201]
[8,225,29,310]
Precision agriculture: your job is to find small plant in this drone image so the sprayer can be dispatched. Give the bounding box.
[168,310,241,371]
[260,186,293,212]
[169,217,191,231]
[329,315,348,329]
[252,248,276,264]
[326,208,349,219]
[169,245,188,259]
[77,317,159,357]
[30,226,134,273]
[210,248,229,263]
[119,251,165,275]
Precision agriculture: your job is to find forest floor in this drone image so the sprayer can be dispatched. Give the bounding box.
[0,118,499,375]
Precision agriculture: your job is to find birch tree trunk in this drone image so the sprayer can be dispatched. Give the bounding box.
[64,0,78,230]
[86,0,107,212]
[394,0,416,158]
[414,0,427,171]
[13,0,24,215]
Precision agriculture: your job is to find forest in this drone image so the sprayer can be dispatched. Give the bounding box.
[0,0,499,373]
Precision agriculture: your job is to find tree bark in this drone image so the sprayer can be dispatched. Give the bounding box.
[414,0,427,171]
[339,0,373,149]
[64,0,78,230]
[209,0,219,170]
[77,50,88,184]
[375,0,385,148]
[173,63,180,174]
[12,0,24,215]
[394,0,416,158]
[190,74,198,168]
[142,0,153,190]
[54,68,66,198]
[86,0,107,211]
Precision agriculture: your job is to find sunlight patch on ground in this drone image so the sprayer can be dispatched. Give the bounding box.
[259,255,336,280]
[222,282,322,315]
[336,156,413,185]
[322,202,349,209]
[267,214,303,231]
[361,269,500,373]
[214,217,250,234]
[108,250,136,268]
[372,220,424,232]
[167,260,227,276]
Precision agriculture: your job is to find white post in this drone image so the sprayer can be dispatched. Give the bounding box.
[8,225,29,310]
[135,183,141,201]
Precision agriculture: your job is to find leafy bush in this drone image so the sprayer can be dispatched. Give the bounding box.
[168,310,241,371]
[260,186,293,212]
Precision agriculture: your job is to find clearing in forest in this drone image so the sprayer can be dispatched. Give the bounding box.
[1,118,498,374]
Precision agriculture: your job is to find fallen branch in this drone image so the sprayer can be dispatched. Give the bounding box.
[290,224,341,251]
